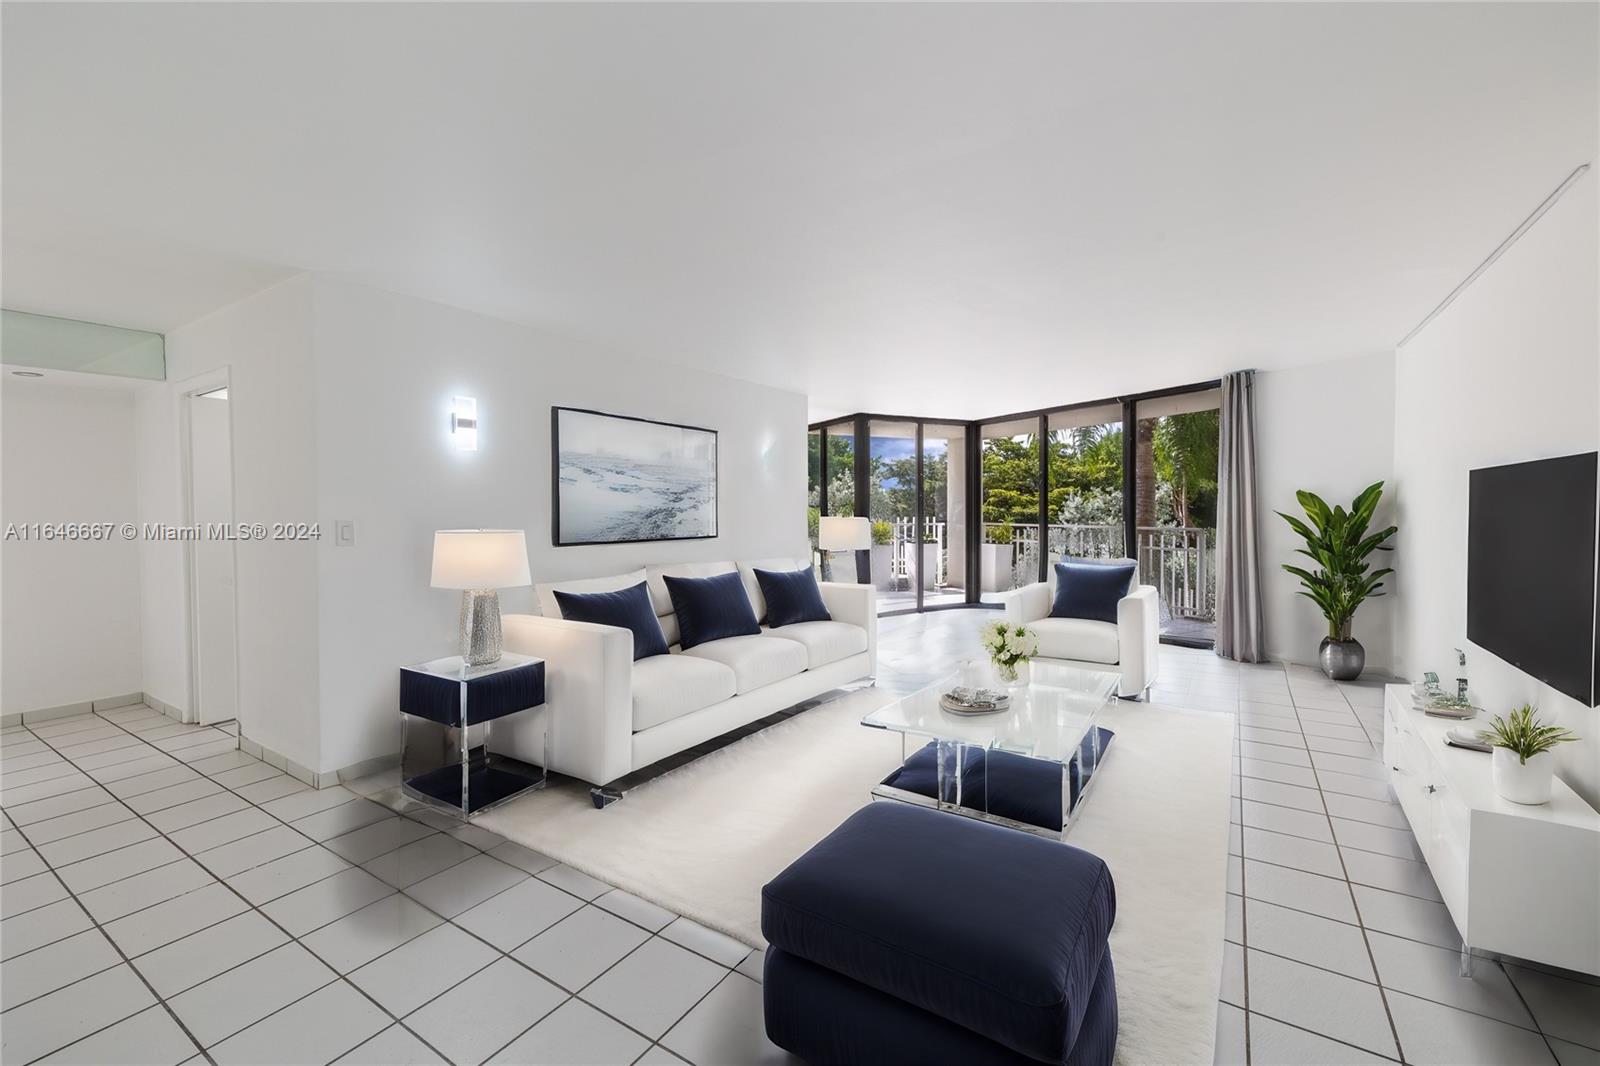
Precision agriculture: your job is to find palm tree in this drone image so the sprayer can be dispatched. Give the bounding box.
[1156,410,1220,527]
[1135,419,1156,532]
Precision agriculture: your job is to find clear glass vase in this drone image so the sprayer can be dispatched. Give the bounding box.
[994,658,1030,689]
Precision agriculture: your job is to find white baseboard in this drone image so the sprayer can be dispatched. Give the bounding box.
[2,690,146,729]
[239,733,398,790]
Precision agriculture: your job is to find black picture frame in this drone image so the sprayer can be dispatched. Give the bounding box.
[551,406,720,546]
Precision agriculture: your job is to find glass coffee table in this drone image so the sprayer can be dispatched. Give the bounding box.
[862,662,1119,839]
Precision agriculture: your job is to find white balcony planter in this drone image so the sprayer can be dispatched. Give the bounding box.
[1492,748,1555,805]
[908,543,939,589]
[979,543,1013,593]
[869,544,894,589]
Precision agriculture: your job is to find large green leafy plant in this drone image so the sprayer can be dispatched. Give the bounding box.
[1277,482,1397,641]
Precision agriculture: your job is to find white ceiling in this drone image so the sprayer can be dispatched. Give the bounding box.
[3,3,1595,420]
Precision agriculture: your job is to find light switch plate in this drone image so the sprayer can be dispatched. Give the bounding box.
[335,520,355,547]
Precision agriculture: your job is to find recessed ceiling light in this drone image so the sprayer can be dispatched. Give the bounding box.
[11,371,43,378]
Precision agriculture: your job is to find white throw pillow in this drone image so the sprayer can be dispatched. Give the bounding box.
[535,568,648,618]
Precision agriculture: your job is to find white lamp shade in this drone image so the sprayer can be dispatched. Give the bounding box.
[818,515,871,552]
[430,530,531,589]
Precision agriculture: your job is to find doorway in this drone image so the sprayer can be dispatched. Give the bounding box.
[185,383,238,725]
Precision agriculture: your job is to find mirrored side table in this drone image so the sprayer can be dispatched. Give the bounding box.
[398,652,546,816]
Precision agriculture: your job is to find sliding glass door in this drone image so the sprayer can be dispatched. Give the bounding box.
[805,380,1220,643]
[814,421,857,581]
[1045,403,1125,566]
[868,421,919,614]
[979,418,1041,602]
[922,424,967,607]
[807,428,822,560]
[1133,389,1221,645]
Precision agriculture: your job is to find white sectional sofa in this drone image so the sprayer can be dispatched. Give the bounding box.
[998,558,1159,699]
[495,557,876,804]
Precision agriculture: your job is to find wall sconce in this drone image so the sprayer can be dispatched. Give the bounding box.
[451,396,478,451]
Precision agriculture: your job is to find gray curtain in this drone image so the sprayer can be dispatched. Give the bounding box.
[1215,370,1266,662]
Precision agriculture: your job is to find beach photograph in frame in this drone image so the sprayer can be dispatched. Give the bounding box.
[553,407,719,545]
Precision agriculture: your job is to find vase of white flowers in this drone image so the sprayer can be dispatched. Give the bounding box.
[981,621,1038,689]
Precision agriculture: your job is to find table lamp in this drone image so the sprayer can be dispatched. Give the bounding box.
[818,516,870,583]
[431,529,532,665]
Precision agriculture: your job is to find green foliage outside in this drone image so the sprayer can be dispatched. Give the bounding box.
[979,412,1219,529]
[808,431,858,516]
[809,410,1219,538]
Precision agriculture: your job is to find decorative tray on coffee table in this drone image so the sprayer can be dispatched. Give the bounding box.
[939,687,1011,716]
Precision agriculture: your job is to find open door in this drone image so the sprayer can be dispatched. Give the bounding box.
[187,386,238,725]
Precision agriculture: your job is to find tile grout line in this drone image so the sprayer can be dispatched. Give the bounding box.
[17,713,462,1065]
[5,728,216,1065]
[11,706,746,1064]
[1236,669,1254,1066]
[1288,681,1408,1064]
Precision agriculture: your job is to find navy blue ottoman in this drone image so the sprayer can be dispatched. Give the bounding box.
[762,802,1117,1066]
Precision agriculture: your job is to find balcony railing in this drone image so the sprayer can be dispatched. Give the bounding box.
[981,522,1216,622]
[875,519,1215,622]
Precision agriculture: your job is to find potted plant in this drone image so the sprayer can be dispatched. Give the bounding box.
[1277,482,1397,680]
[980,620,1038,689]
[979,522,1015,593]
[1479,704,1578,805]
[909,534,941,590]
[869,520,894,589]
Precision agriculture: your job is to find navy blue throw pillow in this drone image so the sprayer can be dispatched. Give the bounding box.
[552,581,669,660]
[663,571,760,649]
[754,567,832,627]
[1050,561,1136,624]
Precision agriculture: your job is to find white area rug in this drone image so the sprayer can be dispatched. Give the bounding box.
[477,688,1235,1065]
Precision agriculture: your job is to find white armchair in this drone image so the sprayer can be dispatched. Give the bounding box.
[998,561,1159,699]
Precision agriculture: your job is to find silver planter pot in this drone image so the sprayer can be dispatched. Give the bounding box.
[1318,637,1365,681]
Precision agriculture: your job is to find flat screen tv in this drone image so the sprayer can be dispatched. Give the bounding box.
[1467,451,1599,706]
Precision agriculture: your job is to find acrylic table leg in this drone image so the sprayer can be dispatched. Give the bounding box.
[1459,940,1474,978]
[458,725,469,817]
[935,739,965,810]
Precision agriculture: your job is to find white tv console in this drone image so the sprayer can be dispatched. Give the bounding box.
[1383,684,1600,976]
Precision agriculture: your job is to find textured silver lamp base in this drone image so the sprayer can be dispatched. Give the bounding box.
[459,589,503,666]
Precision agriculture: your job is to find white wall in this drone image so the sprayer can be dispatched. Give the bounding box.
[134,384,189,713]
[310,279,808,773]
[1394,172,1600,807]
[1256,353,1398,670]
[134,274,808,774]
[2,380,144,711]
[156,276,324,770]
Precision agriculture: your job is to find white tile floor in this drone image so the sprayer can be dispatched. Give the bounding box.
[0,705,779,1065]
[5,611,1600,1065]
[877,611,1600,1066]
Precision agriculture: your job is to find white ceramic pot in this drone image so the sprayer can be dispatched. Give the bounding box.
[1491,747,1555,805]
[869,544,893,589]
[979,543,1013,593]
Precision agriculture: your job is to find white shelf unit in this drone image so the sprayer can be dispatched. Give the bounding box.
[1383,684,1600,977]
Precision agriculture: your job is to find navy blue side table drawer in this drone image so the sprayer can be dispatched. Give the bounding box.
[399,657,545,726]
